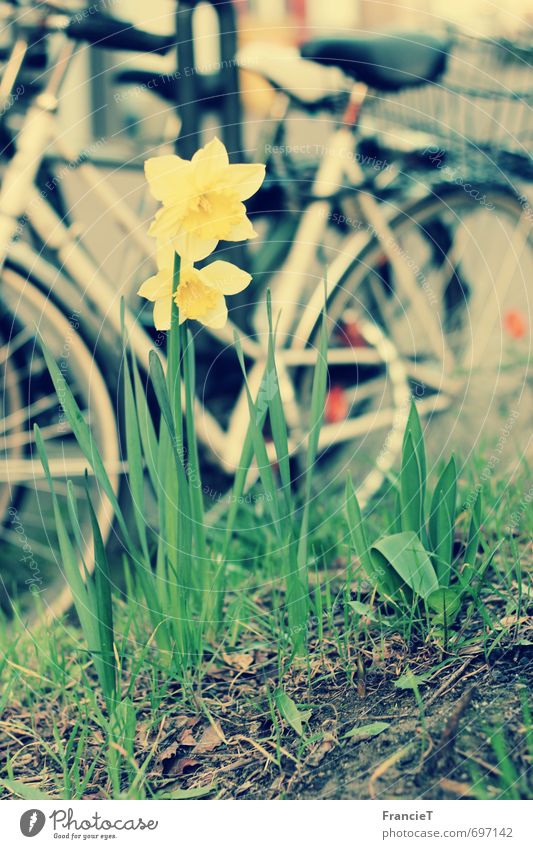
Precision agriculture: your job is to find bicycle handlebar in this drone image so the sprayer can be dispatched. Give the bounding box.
[65,12,174,54]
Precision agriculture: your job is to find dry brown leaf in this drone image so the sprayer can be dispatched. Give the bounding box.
[306,737,335,767]
[174,715,199,730]
[306,719,337,767]
[159,740,179,764]
[178,728,197,747]
[194,723,224,754]
[499,614,530,628]
[203,665,226,678]
[167,758,201,777]
[222,652,254,671]
[159,717,199,758]
[136,722,153,750]
[440,778,475,797]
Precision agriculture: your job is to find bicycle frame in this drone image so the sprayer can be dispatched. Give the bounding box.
[0,31,413,494]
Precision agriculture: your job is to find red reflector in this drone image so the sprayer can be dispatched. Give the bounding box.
[341,320,367,348]
[325,386,349,423]
[503,309,528,339]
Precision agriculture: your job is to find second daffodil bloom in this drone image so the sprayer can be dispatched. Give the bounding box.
[145,137,265,261]
[138,244,252,330]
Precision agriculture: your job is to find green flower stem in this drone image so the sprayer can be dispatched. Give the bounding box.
[168,252,183,449]
[165,252,194,660]
[181,323,206,556]
[166,252,210,637]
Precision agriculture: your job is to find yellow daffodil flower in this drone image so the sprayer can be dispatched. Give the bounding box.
[145,137,265,261]
[138,244,252,330]
[175,261,251,328]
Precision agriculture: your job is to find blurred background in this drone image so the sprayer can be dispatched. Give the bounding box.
[45,0,533,295]
[0,0,531,620]
[56,0,533,150]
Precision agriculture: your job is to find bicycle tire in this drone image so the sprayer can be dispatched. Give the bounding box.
[0,265,121,623]
[297,183,532,492]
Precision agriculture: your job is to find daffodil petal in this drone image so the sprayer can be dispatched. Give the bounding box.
[148,205,188,241]
[225,163,266,200]
[173,230,219,262]
[153,296,172,331]
[199,261,252,296]
[191,137,229,187]
[225,216,257,242]
[156,241,176,269]
[145,155,192,202]
[138,272,171,302]
[199,293,228,328]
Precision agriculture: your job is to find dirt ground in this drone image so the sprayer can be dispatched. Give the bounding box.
[1,559,531,802]
[290,652,532,800]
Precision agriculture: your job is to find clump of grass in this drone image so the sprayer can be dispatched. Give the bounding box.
[230,292,329,657]
[34,281,329,710]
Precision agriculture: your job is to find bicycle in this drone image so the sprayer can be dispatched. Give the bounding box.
[237,29,532,471]
[0,9,530,620]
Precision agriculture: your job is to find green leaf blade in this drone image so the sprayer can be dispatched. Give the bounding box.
[275,689,311,736]
[370,532,439,600]
[400,433,424,536]
[344,721,390,742]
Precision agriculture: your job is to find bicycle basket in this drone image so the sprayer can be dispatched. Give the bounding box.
[360,29,533,184]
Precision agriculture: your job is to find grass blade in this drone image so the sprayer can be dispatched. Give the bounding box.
[404,400,427,490]
[275,689,310,736]
[265,292,292,511]
[233,333,282,539]
[182,326,206,558]
[124,351,150,561]
[85,477,117,705]
[464,489,483,577]
[131,355,159,495]
[345,478,387,590]
[39,337,135,555]
[297,304,329,568]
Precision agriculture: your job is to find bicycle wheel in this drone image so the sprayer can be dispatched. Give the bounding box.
[0,266,121,622]
[296,184,532,490]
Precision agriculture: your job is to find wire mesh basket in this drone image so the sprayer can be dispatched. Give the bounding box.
[361,29,533,184]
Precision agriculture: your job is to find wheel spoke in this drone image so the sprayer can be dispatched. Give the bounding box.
[0,394,60,435]
[3,357,46,387]
[0,528,59,563]
[0,456,125,483]
[280,345,384,366]
[1,420,74,450]
[0,327,34,365]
